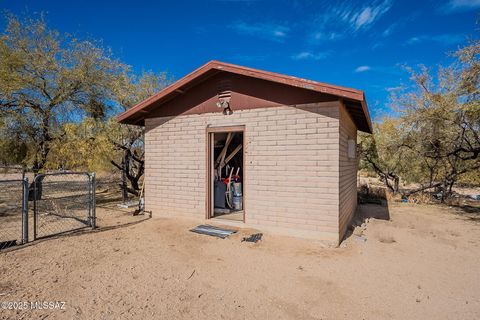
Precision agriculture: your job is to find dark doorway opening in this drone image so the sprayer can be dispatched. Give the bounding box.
[207,127,245,222]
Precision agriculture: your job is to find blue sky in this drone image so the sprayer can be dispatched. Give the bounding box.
[2,0,479,120]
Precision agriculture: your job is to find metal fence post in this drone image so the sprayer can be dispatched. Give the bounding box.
[87,174,91,226]
[90,172,96,229]
[33,175,37,241]
[21,178,29,244]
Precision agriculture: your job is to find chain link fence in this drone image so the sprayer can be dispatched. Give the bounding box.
[1,169,150,251]
[0,166,28,250]
[0,179,28,250]
[1,170,96,249]
[33,172,95,240]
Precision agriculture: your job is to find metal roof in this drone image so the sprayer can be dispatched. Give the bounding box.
[117,60,372,133]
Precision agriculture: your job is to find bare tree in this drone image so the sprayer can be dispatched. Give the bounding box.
[109,72,169,199]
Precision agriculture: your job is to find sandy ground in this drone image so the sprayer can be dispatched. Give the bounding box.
[0,202,479,320]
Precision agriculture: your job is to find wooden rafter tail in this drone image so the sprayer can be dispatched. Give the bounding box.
[220,144,243,170]
[215,132,234,167]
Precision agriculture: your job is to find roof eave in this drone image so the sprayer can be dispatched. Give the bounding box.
[116,60,372,132]
[360,94,373,134]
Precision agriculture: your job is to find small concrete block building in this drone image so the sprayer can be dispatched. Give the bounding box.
[118,61,372,246]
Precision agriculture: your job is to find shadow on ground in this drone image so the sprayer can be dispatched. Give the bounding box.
[1,214,150,254]
[341,185,391,244]
[96,189,124,206]
[357,186,391,221]
[341,202,391,244]
[1,189,150,255]
[449,201,480,222]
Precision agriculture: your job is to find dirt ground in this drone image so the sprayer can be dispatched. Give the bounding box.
[1,201,480,319]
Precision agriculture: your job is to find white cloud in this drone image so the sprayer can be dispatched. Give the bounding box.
[382,23,398,37]
[380,12,420,38]
[442,0,480,13]
[312,32,341,41]
[309,0,393,43]
[386,86,403,92]
[355,66,371,73]
[230,22,289,42]
[406,34,465,46]
[351,0,392,30]
[291,51,330,60]
[406,36,422,45]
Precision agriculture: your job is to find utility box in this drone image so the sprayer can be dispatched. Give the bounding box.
[214,180,226,208]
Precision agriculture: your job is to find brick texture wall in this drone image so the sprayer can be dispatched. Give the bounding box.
[338,104,358,241]
[144,101,356,245]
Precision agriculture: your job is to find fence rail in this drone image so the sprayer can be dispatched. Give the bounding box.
[0,172,95,250]
[0,179,28,249]
[33,172,96,240]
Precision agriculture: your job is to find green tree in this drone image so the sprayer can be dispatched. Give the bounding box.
[360,39,480,199]
[0,116,28,165]
[47,118,116,172]
[358,119,403,192]
[0,14,124,171]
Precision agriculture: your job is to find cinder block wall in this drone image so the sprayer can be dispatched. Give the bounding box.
[144,102,352,244]
[338,104,358,241]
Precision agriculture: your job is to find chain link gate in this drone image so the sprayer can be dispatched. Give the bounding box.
[0,179,28,249]
[33,172,96,240]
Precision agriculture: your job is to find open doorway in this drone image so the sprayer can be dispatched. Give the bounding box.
[207,126,245,222]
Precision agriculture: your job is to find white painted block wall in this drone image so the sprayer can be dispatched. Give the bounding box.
[144,101,357,245]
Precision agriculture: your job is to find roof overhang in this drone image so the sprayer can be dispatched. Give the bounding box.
[117,60,372,133]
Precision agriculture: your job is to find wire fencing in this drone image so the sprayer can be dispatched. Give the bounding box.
[33,172,96,240]
[0,179,28,250]
[0,170,96,250]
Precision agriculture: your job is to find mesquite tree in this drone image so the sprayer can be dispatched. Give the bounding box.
[359,40,480,200]
[358,119,402,193]
[109,71,169,199]
[0,14,123,171]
